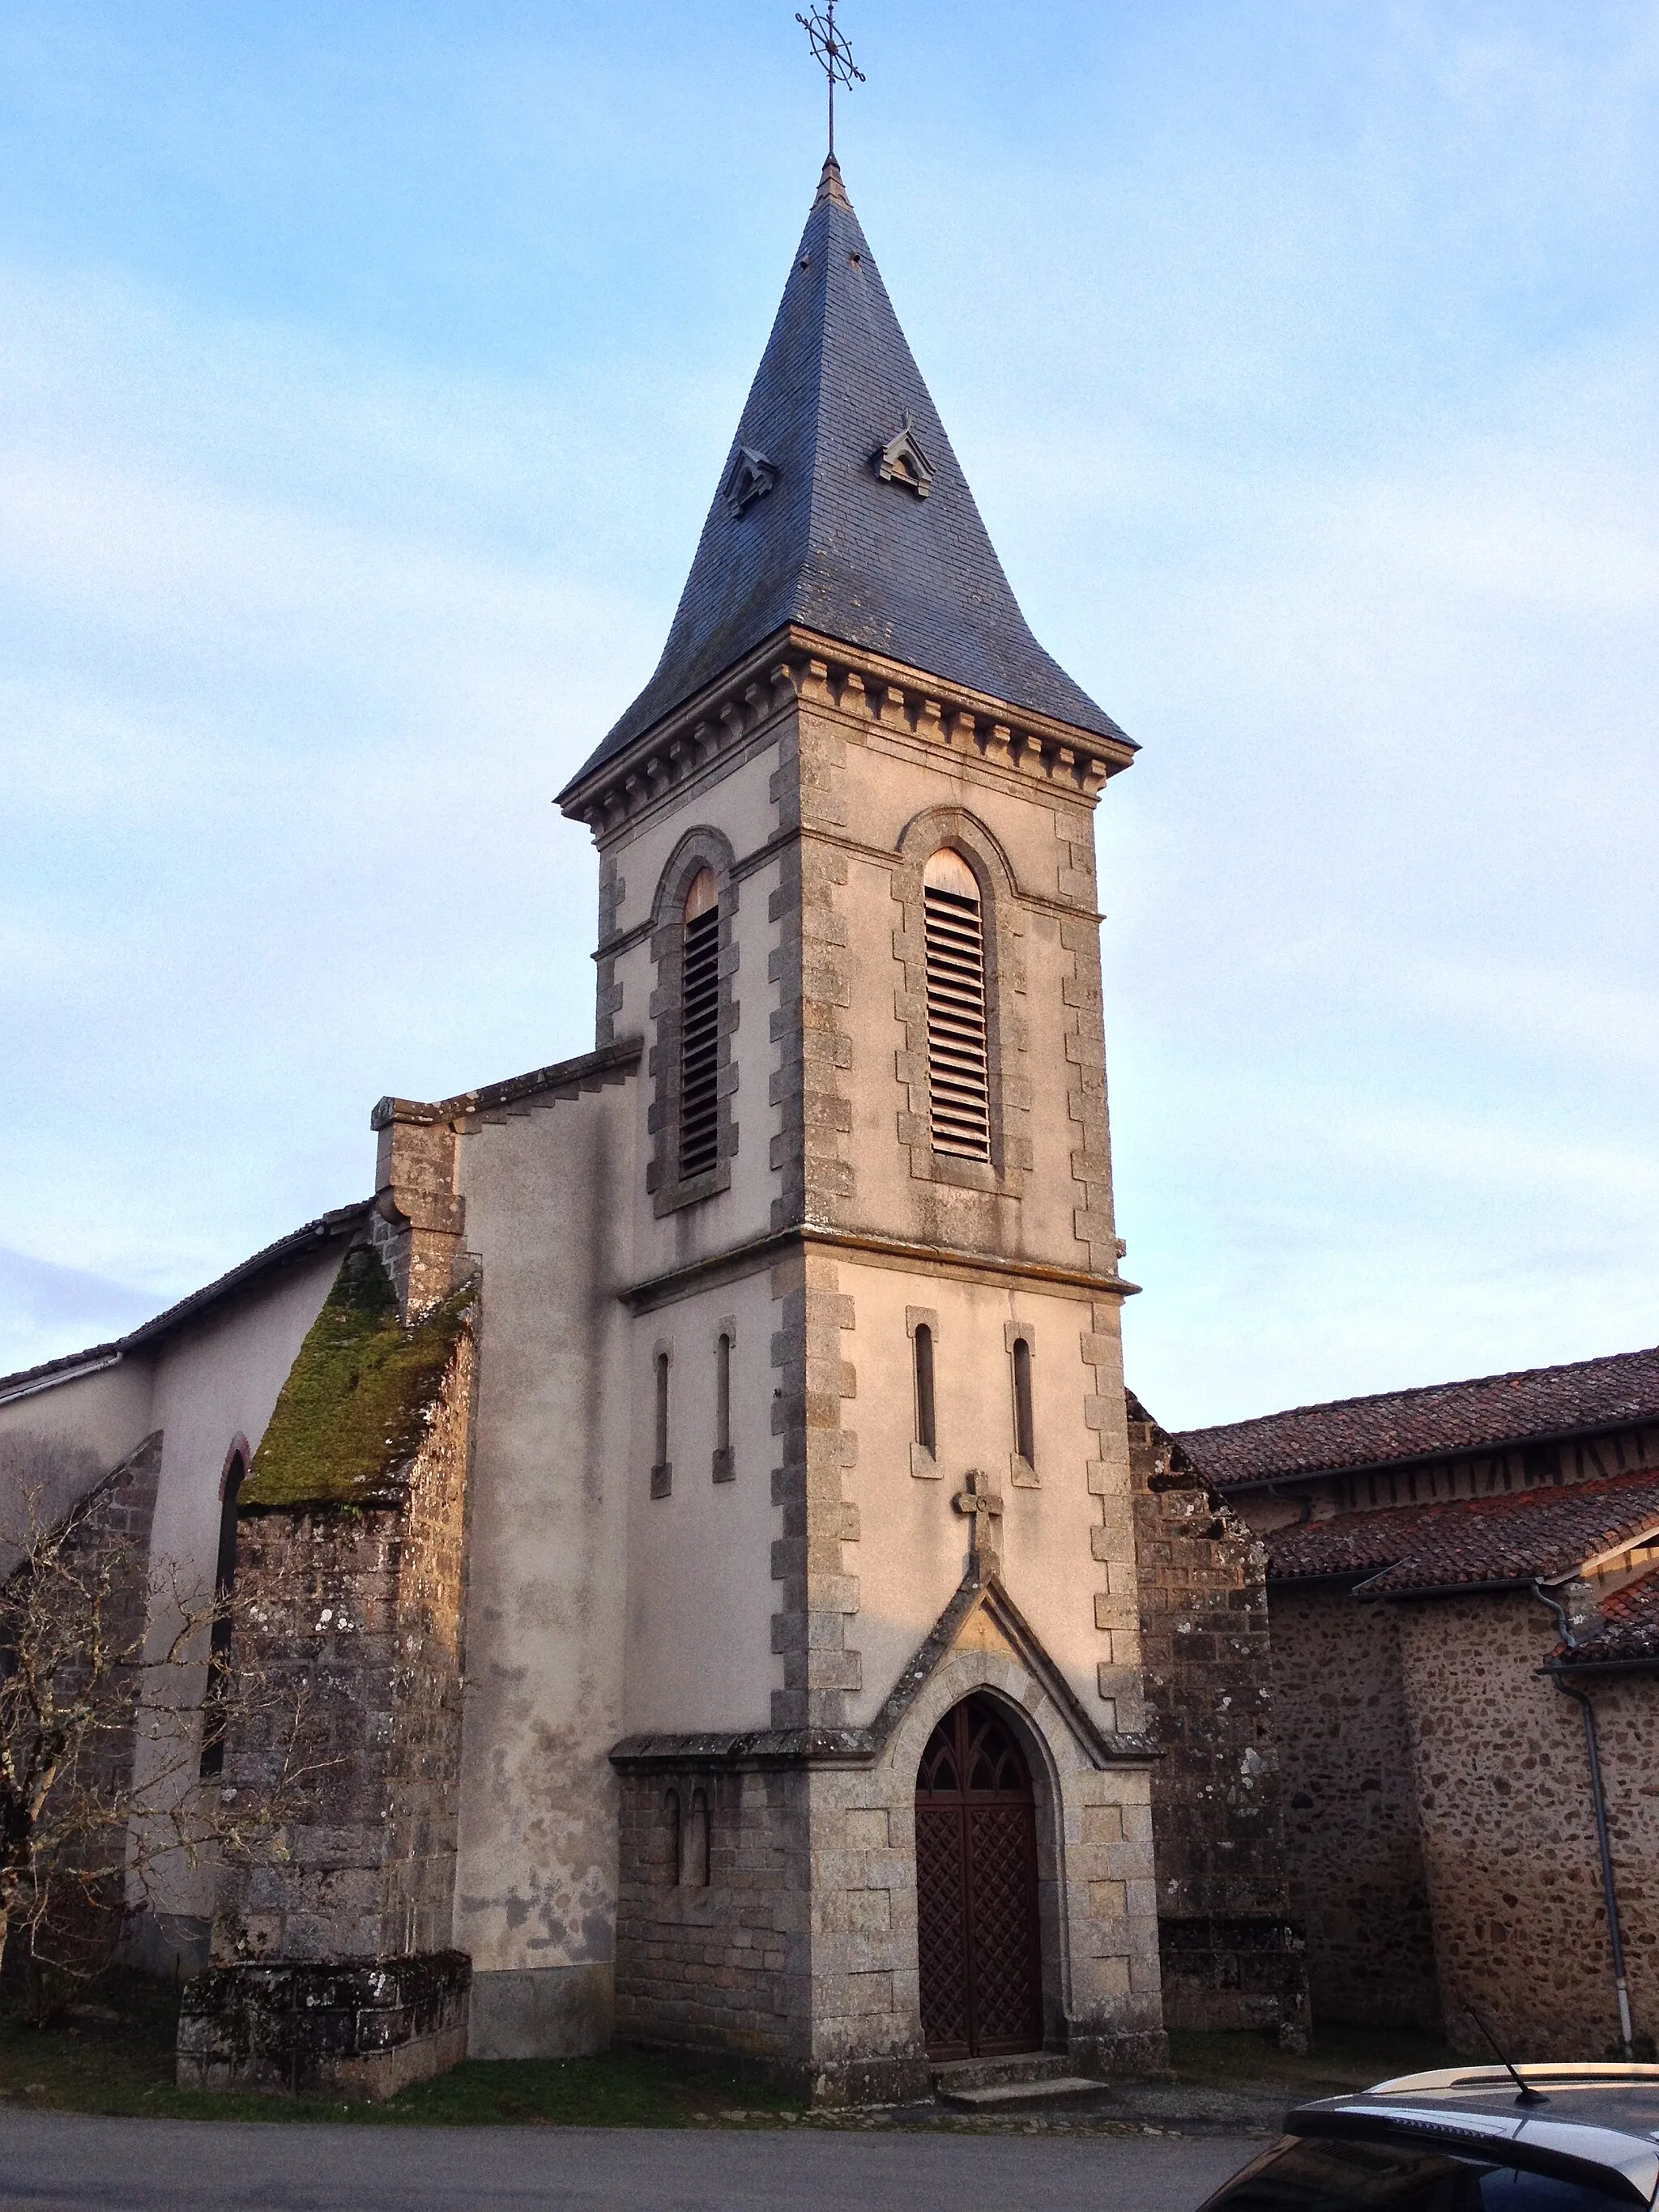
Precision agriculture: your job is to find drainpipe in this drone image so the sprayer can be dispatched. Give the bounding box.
[1531,1581,1635,2059]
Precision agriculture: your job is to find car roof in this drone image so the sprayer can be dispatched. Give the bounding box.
[1286,2066,1659,2208]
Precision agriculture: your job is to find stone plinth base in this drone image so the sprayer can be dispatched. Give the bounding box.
[1158,1913,1310,2048]
[1066,2027,1171,2078]
[176,1950,471,2099]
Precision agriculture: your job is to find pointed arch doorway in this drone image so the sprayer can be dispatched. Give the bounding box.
[914,1694,1044,2059]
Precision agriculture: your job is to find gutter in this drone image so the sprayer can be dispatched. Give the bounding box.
[0,1347,123,1408]
[1531,1581,1636,2060]
[1352,1571,1542,1602]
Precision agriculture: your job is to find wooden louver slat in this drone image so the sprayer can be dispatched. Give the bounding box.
[679,905,721,1178]
[924,882,991,1161]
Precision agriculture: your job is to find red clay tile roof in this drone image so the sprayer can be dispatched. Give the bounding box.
[1266,1471,1659,1595]
[1178,1345,1659,1490]
[1556,1564,1659,1668]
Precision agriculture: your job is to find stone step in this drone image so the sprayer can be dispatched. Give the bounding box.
[937,2074,1107,2111]
[931,2052,1100,2105]
[931,2052,1074,2091]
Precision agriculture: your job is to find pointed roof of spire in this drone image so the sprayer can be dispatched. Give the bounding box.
[565,159,1128,789]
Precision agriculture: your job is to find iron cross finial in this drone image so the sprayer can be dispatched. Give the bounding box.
[796,1,864,160]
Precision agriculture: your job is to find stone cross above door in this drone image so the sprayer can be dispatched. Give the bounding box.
[952,1467,1004,1576]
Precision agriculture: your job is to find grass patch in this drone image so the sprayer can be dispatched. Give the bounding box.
[1169,2022,1458,2100]
[0,1969,804,2126]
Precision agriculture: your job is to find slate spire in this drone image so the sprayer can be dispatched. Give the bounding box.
[568,160,1127,786]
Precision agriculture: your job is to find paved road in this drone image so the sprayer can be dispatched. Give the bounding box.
[0,2113,1260,2212]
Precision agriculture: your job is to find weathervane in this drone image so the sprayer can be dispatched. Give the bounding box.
[795,1,864,160]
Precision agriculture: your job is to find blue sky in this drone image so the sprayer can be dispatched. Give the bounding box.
[2,2,1656,1426]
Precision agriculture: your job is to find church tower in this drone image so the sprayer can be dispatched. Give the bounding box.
[555,156,1161,2097]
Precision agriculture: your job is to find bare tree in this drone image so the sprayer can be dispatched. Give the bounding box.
[0,1448,326,2020]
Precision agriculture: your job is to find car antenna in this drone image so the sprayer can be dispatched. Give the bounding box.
[1469,2008,1549,2107]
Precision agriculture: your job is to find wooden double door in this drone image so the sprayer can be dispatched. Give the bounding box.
[914,1694,1043,2059]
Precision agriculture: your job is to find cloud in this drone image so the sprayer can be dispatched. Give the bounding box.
[2,2,1656,1416]
[0,1245,155,1379]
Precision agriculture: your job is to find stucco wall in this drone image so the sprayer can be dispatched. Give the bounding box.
[144,1250,354,1617]
[449,1077,636,2056]
[846,1266,1129,1730]
[621,1272,782,1734]
[0,1359,157,1546]
[1269,1581,1441,2031]
[0,1246,352,1967]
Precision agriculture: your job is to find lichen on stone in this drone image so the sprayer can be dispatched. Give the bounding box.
[241,1247,475,1510]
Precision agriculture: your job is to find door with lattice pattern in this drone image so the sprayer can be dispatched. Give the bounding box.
[914,1694,1043,2059]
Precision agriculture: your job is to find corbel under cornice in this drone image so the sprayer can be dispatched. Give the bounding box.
[560,628,1137,844]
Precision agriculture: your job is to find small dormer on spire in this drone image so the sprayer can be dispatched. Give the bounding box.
[722,446,779,516]
[875,411,933,500]
[558,148,1132,799]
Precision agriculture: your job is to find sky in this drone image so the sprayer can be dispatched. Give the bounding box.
[2,1,1656,1428]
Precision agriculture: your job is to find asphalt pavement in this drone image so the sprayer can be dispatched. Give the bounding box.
[0,2112,1260,2212]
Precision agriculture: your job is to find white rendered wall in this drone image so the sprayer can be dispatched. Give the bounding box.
[621,1272,783,1735]
[838,1261,1120,1725]
[449,1080,636,2053]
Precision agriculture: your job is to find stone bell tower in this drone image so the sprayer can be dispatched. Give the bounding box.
[556,156,1164,2100]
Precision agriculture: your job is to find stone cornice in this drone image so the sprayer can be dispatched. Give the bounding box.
[371,1038,641,1134]
[620,1222,1139,1317]
[558,626,1137,843]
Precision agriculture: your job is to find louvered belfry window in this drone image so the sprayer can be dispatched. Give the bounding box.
[679,867,721,1178]
[923,849,992,1162]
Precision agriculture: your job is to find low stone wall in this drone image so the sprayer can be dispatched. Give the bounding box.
[176,1950,471,2099]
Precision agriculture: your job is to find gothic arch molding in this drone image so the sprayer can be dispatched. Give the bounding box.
[883,1650,1082,2047]
[646,826,740,1214]
[893,804,1021,904]
[890,810,1029,1196]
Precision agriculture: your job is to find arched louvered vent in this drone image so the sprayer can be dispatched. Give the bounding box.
[923,849,991,1162]
[680,868,721,1178]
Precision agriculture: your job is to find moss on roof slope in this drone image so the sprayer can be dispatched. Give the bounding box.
[241,1247,475,1510]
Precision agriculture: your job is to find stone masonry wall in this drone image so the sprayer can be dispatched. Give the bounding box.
[1129,1408,1307,2040]
[1395,1591,1659,2059]
[1269,1581,1440,2031]
[208,1323,474,1966]
[614,1766,806,2069]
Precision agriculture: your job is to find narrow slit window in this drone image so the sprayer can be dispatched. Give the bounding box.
[664,1790,682,1885]
[1011,1336,1034,1467]
[689,1788,711,1886]
[913,1323,936,1455]
[680,867,721,1179]
[713,1331,734,1481]
[651,1350,672,1496]
[923,849,990,1161]
[198,1452,245,1779]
